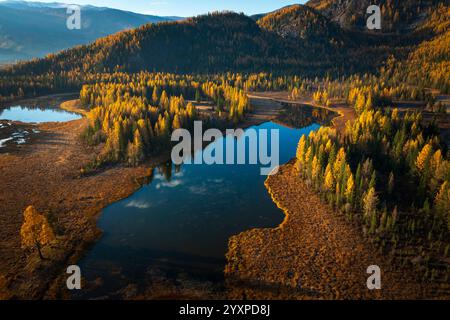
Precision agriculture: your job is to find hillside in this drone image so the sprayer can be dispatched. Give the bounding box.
[0,2,448,87]
[0,11,342,76]
[0,0,180,64]
[307,0,439,32]
[0,8,395,79]
[379,3,450,93]
[257,5,349,48]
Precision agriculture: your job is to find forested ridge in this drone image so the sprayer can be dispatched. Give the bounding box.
[307,0,442,32]
[1,2,448,104]
[0,3,445,76]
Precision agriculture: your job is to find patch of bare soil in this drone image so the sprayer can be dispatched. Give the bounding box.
[225,163,445,299]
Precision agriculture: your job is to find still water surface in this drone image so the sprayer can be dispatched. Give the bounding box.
[0,105,81,123]
[78,120,320,297]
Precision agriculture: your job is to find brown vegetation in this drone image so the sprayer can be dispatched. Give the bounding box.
[225,162,447,299]
[0,100,159,298]
[0,94,281,299]
[225,93,449,299]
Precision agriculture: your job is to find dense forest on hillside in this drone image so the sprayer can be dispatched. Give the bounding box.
[257,5,348,47]
[307,0,441,32]
[0,2,448,104]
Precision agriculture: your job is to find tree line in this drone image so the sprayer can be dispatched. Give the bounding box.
[79,72,250,170]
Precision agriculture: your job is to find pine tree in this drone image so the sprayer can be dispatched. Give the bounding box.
[369,170,377,190]
[345,173,355,205]
[388,172,395,196]
[435,181,450,231]
[195,88,201,103]
[152,86,159,104]
[324,164,334,191]
[369,212,378,234]
[416,143,432,172]
[363,187,378,219]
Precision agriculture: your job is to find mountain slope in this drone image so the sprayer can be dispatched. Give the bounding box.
[382,4,450,93]
[0,0,180,64]
[1,2,447,79]
[307,0,439,32]
[3,9,371,77]
[2,12,330,75]
[257,5,347,46]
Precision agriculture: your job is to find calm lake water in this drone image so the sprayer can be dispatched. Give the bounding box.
[0,105,81,123]
[77,120,320,298]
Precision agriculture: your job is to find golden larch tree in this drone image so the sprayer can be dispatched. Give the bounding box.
[345,173,355,204]
[20,206,56,260]
[324,164,334,191]
[416,143,432,172]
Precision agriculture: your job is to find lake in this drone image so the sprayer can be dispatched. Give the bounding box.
[0,105,82,149]
[0,105,81,123]
[77,120,320,298]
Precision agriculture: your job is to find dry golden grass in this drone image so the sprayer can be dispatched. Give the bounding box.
[225,163,445,299]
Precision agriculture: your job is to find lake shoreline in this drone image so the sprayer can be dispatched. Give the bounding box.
[225,161,446,299]
[0,112,167,298]
[4,91,422,300]
[224,94,448,299]
[0,93,285,299]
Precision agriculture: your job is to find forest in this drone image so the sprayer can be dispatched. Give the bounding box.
[296,106,449,284]
[78,72,250,170]
[0,3,448,97]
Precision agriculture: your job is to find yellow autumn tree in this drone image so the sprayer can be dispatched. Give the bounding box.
[363,188,378,218]
[434,181,450,231]
[324,164,334,191]
[20,206,56,259]
[160,90,169,110]
[295,135,307,172]
[355,93,366,114]
[186,102,196,119]
[333,147,346,177]
[431,150,443,170]
[311,155,320,180]
[345,173,355,204]
[127,129,145,166]
[172,114,182,130]
[416,143,432,172]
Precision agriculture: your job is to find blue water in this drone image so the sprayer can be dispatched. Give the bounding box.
[0,106,81,123]
[78,121,320,297]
